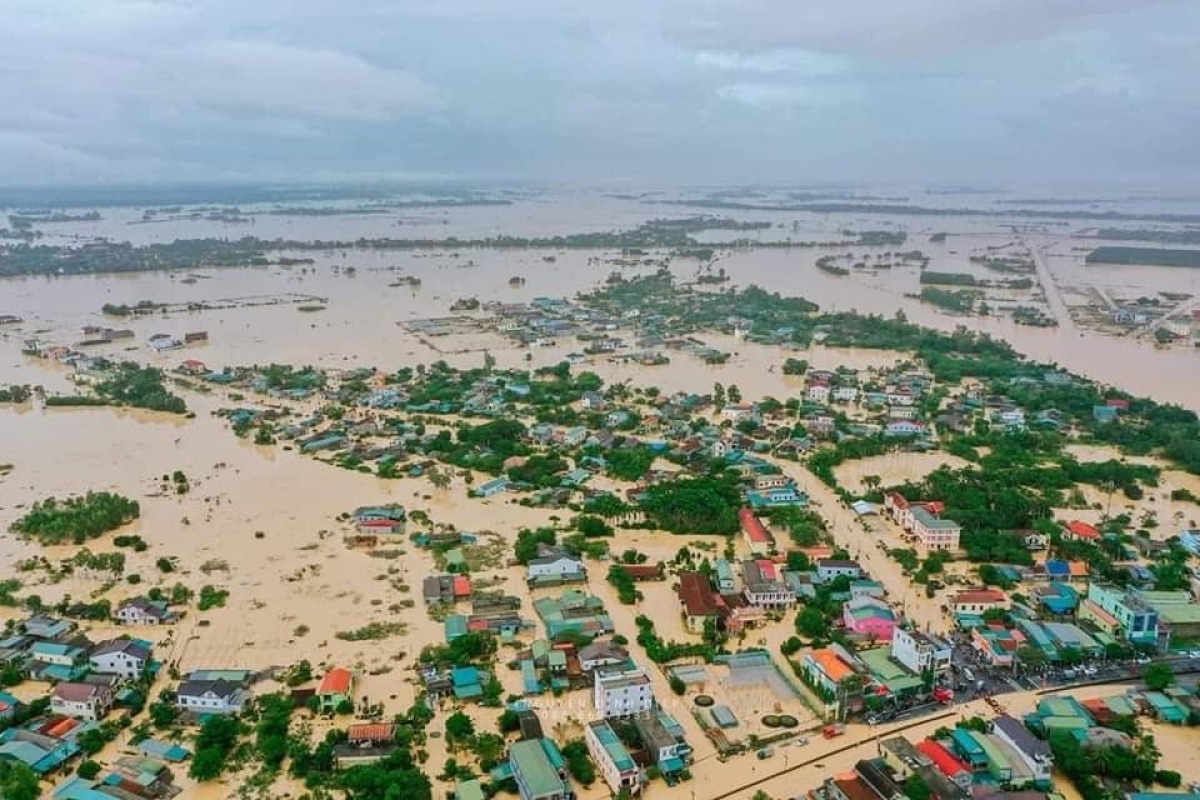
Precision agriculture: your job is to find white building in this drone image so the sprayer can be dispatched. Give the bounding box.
[806,383,831,404]
[526,546,585,579]
[832,386,859,403]
[585,719,643,795]
[816,560,862,583]
[886,391,916,406]
[593,664,654,718]
[51,682,114,721]
[176,679,251,716]
[114,598,176,625]
[753,474,792,491]
[741,561,795,609]
[89,639,151,679]
[911,507,961,551]
[890,627,953,676]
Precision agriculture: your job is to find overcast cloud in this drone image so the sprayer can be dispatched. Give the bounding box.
[0,0,1195,187]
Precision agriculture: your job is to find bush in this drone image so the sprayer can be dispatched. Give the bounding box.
[77,760,102,780]
[1156,770,1182,788]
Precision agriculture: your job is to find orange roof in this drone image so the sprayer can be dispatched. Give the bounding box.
[318,667,353,696]
[452,575,472,597]
[1067,520,1100,539]
[1068,561,1090,577]
[809,647,855,683]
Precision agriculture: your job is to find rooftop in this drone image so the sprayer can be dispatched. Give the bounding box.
[588,719,637,772]
[509,739,569,798]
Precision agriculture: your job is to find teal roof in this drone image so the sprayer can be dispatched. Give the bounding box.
[520,660,542,695]
[444,614,468,641]
[590,720,636,771]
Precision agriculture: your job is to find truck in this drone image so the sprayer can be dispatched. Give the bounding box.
[756,747,775,760]
[823,723,846,739]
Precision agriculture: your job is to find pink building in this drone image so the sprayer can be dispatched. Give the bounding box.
[842,597,897,641]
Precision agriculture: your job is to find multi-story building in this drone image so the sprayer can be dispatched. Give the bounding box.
[593,663,654,718]
[1082,584,1161,648]
[910,507,961,551]
[50,681,114,721]
[632,711,692,773]
[992,715,1053,787]
[891,627,953,676]
[741,560,795,609]
[585,720,643,795]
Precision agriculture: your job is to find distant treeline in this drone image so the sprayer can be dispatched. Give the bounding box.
[663,198,1200,224]
[1086,247,1200,268]
[0,219,908,278]
[1095,229,1200,246]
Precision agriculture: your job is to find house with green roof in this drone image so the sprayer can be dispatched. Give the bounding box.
[533,591,613,640]
[508,738,573,800]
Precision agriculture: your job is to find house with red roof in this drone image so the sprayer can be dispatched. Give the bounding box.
[1064,520,1100,541]
[917,739,972,788]
[739,508,773,555]
[678,573,721,634]
[950,588,1009,616]
[317,667,354,713]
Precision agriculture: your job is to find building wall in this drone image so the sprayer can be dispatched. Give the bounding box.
[528,558,582,578]
[594,677,654,718]
[91,653,144,679]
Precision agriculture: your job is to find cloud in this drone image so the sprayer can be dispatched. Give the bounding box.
[0,0,1196,186]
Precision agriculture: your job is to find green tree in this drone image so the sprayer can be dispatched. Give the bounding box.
[0,761,40,800]
[445,711,475,748]
[904,775,932,800]
[576,515,613,538]
[1143,662,1174,691]
[561,739,596,786]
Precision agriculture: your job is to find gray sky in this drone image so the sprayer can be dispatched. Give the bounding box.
[1,0,1196,188]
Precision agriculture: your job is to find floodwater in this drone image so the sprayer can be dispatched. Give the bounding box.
[1,193,1199,798]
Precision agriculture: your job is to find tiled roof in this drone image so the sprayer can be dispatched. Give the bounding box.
[53,682,100,703]
[318,668,353,696]
[678,573,719,617]
[808,647,855,682]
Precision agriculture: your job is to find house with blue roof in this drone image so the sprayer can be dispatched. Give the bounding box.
[1033,582,1079,616]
